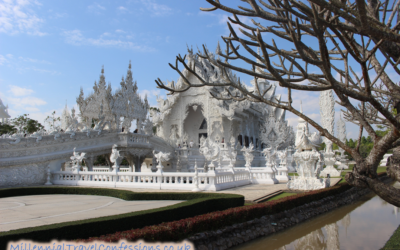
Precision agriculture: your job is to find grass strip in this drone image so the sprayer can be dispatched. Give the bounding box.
[382,224,400,250]
[266,192,298,201]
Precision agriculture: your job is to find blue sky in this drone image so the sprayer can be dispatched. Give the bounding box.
[0,0,385,139]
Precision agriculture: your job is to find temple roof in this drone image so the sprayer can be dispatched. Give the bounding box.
[0,98,10,119]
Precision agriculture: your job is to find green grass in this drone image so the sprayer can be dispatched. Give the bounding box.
[266,192,298,201]
[337,166,387,184]
[382,224,400,249]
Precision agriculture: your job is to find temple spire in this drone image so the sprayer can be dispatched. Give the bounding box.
[215,41,221,59]
[300,100,303,113]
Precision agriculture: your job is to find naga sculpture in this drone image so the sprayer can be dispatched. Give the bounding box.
[110,144,123,172]
[153,150,171,172]
[70,147,86,172]
[241,142,255,169]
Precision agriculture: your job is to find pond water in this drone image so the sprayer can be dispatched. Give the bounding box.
[234,185,400,250]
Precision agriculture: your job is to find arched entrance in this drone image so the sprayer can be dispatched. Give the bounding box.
[183,104,207,147]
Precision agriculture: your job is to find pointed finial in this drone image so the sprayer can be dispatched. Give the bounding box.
[300,100,303,114]
[101,65,104,74]
[129,60,131,69]
[216,41,221,57]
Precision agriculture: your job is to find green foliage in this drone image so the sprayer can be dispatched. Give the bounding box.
[0,122,17,135]
[0,187,243,248]
[45,111,61,130]
[94,155,109,166]
[8,114,44,134]
[149,107,160,113]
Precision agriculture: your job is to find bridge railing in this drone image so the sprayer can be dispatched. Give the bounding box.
[49,168,252,191]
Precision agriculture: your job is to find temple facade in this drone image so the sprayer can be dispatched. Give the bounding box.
[0,98,10,124]
[151,48,295,153]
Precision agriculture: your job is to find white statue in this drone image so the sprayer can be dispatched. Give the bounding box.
[287,125,327,190]
[241,142,255,169]
[8,132,23,144]
[199,138,220,171]
[110,144,123,172]
[30,130,44,143]
[319,90,341,177]
[336,114,349,170]
[70,147,86,172]
[153,150,171,172]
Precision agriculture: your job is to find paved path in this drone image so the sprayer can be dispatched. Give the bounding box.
[0,179,343,232]
[0,195,183,232]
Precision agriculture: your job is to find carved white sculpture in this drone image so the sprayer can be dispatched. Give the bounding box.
[93,102,110,134]
[261,147,278,183]
[259,106,295,151]
[153,150,171,173]
[192,159,201,192]
[241,142,255,169]
[77,62,149,133]
[276,149,289,182]
[110,144,123,172]
[30,130,44,143]
[336,114,349,169]
[70,147,86,172]
[319,90,341,177]
[199,138,220,171]
[287,123,327,190]
[151,46,293,170]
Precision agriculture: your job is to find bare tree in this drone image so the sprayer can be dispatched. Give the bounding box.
[156,0,400,206]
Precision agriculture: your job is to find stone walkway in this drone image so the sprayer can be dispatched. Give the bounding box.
[0,195,183,232]
[0,179,343,232]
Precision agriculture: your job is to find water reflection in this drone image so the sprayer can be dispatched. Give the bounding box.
[234,193,400,250]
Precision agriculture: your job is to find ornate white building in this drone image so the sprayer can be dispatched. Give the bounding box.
[151,48,294,160]
[0,97,10,124]
[0,53,296,190]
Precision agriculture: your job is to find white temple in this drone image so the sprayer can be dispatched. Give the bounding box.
[151,47,294,170]
[0,98,10,124]
[0,51,298,191]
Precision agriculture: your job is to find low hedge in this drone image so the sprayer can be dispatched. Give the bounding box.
[0,187,243,249]
[81,173,388,243]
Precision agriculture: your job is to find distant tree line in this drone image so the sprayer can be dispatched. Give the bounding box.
[0,114,44,136]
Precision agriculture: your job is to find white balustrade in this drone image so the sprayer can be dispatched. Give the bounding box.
[50,168,252,191]
[129,134,150,144]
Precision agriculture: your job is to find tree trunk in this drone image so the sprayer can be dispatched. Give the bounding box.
[387,146,400,182]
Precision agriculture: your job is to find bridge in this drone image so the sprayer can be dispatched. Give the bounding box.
[0,130,175,188]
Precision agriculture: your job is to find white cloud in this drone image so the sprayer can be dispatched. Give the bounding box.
[18,56,51,64]
[117,6,128,12]
[87,3,106,14]
[0,55,7,65]
[8,85,34,96]
[62,29,156,52]
[8,96,46,107]
[0,0,46,36]
[139,0,172,16]
[115,29,125,33]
